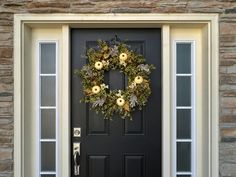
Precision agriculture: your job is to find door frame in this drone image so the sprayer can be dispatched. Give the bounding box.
[14,13,219,177]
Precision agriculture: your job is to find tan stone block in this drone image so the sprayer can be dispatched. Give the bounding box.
[220,22,236,35]
[0,137,12,144]
[0,20,13,27]
[96,1,155,8]
[27,8,69,13]
[0,33,12,42]
[0,70,12,77]
[0,149,12,161]
[221,128,236,138]
[220,46,236,54]
[71,7,110,13]
[221,97,236,108]
[227,65,236,73]
[220,163,236,176]
[220,84,236,91]
[0,62,13,69]
[0,48,12,58]
[220,60,236,66]
[220,142,236,163]
[0,95,12,102]
[0,26,11,33]
[220,66,227,74]
[152,7,186,13]
[0,42,13,48]
[220,35,236,43]
[0,161,13,172]
[0,144,13,148]
[187,1,229,13]
[221,115,236,123]
[112,8,151,13]
[221,108,236,116]
[0,13,13,21]
[0,102,13,116]
[0,77,13,84]
[26,2,70,8]
[220,14,236,22]
[220,75,236,84]
[0,83,13,93]
[222,91,236,97]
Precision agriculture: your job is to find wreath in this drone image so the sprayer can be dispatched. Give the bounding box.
[75,36,155,120]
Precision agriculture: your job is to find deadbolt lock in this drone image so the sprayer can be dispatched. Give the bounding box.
[73,127,81,137]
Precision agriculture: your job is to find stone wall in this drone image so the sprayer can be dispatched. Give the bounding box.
[0,0,236,177]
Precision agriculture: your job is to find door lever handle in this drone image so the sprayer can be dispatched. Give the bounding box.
[73,143,80,176]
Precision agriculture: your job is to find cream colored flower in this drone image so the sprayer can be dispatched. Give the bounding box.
[119,53,128,61]
[129,82,137,89]
[103,53,110,59]
[92,85,101,94]
[102,60,109,66]
[134,76,143,84]
[115,90,122,97]
[94,61,103,70]
[100,83,109,90]
[116,97,125,106]
[120,60,127,67]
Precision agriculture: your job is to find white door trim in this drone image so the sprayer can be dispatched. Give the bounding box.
[14,13,219,177]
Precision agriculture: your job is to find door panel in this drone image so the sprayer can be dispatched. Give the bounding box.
[71,29,161,177]
[87,155,109,177]
[124,155,145,177]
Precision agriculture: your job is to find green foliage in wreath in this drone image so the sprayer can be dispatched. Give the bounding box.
[75,37,155,120]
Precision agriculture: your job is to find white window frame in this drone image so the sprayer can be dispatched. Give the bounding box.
[37,41,59,177]
[173,41,196,177]
[14,14,219,177]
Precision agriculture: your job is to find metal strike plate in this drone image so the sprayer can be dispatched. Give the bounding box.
[74,127,81,137]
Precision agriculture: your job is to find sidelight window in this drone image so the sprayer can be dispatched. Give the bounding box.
[173,41,195,177]
[38,42,58,177]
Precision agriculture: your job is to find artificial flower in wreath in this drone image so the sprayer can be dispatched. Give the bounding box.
[75,36,155,120]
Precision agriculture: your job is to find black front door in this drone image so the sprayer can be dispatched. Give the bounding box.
[71,29,161,177]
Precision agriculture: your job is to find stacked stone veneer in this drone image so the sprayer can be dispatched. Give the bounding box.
[0,0,236,177]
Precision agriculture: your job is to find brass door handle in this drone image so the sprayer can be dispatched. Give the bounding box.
[73,143,80,176]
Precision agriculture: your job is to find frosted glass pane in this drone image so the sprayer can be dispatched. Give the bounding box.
[177,76,191,106]
[40,43,56,74]
[41,142,56,171]
[177,43,191,74]
[41,76,56,106]
[177,142,191,172]
[41,109,55,139]
[177,109,191,139]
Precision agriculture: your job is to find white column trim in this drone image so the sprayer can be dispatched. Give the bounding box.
[60,25,70,177]
[210,14,219,177]
[162,24,171,177]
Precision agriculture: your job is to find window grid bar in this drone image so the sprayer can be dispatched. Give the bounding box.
[176,73,192,76]
[40,171,56,175]
[40,106,56,109]
[40,74,56,76]
[173,41,195,177]
[176,106,192,109]
[176,172,192,175]
[176,139,192,142]
[40,139,56,142]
